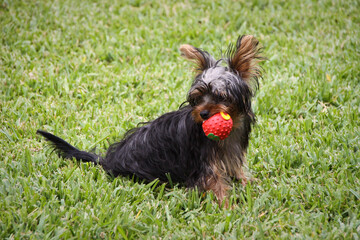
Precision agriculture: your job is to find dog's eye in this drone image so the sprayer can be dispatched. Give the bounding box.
[190,99,198,106]
[189,96,201,106]
[216,95,226,103]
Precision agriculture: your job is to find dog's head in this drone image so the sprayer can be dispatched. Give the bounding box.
[180,35,264,124]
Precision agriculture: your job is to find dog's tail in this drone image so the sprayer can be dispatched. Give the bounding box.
[36,130,101,165]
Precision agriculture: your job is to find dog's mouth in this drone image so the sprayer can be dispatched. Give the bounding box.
[191,104,233,123]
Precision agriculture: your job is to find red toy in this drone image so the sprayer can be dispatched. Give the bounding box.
[202,112,233,140]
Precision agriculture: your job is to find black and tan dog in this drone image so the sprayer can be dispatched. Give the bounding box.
[37,35,263,207]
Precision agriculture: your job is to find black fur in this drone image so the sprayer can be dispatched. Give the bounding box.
[102,106,217,187]
[37,130,100,164]
[37,107,217,188]
[37,35,263,206]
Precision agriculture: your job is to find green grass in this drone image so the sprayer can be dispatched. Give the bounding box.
[1,0,359,238]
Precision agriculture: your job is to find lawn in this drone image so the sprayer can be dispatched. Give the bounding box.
[1,0,359,239]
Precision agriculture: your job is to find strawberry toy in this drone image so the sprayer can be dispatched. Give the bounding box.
[202,112,233,141]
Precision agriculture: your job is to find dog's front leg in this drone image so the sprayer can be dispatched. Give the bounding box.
[202,166,231,208]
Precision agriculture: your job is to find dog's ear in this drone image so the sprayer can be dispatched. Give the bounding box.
[180,44,216,73]
[227,35,264,83]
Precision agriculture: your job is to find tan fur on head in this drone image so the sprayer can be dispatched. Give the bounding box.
[180,44,205,72]
[228,35,264,82]
[179,44,201,62]
[180,44,214,73]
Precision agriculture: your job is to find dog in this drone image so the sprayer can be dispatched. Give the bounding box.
[37,35,263,207]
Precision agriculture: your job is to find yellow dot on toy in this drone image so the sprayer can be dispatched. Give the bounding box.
[220,112,231,120]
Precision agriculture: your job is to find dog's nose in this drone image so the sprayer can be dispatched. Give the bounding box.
[200,110,210,120]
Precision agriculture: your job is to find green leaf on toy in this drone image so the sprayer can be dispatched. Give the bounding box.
[207,133,220,141]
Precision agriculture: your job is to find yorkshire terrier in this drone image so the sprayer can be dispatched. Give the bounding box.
[37,35,263,207]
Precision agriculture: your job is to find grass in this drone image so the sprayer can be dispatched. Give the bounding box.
[1,0,359,238]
